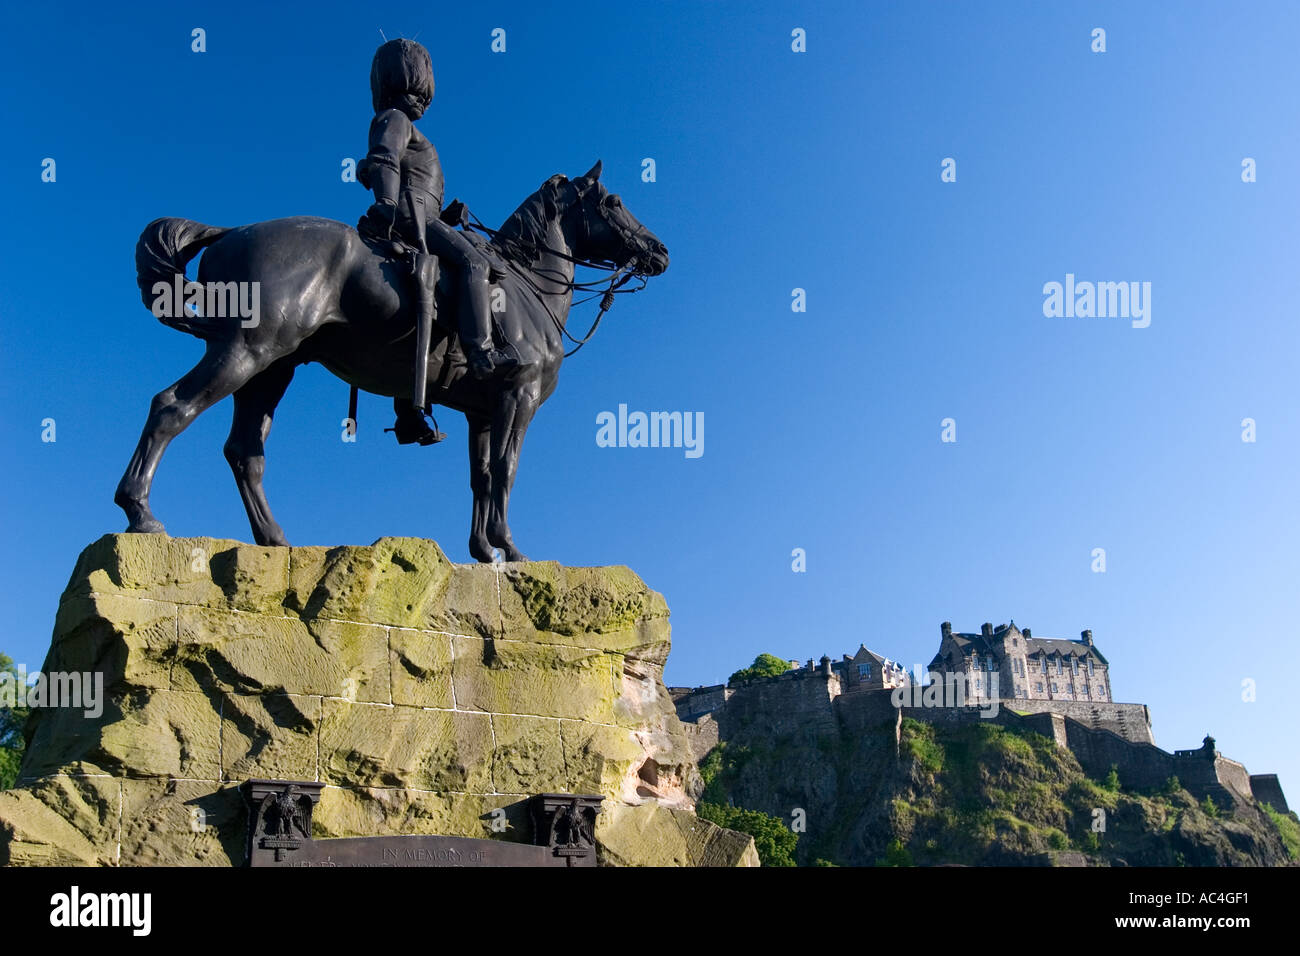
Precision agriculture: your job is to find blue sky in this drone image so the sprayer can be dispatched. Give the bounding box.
[1,1,1297,795]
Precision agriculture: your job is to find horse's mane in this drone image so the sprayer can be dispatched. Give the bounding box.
[490,179,559,266]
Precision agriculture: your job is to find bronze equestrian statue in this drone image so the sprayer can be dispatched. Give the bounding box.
[114,39,668,562]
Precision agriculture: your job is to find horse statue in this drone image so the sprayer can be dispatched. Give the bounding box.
[115,161,669,562]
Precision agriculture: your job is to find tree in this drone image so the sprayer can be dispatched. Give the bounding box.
[697,802,798,866]
[875,838,913,867]
[728,653,792,686]
[0,652,29,790]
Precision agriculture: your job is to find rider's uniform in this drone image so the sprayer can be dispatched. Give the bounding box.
[358,109,443,251]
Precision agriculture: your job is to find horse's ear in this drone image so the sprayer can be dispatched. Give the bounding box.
[542,174,567,218]
[581,160,602,182]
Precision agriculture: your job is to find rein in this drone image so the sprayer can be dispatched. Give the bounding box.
[466,209,647,357]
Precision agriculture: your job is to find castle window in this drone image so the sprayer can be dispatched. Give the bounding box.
[1034,682,1043,693]
[987,660,996,672]
[971,653,979,670]
[1071,658,1078,675]
[858,663,870,679]
[1055,658,1062,675]
[974,678,982,692]
[1088,659,1094,677]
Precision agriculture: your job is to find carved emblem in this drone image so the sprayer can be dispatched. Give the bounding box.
[245,780,323,863]
[533,793,603,866]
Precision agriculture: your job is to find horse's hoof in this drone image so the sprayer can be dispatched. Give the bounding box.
[126,518,166,535]
[469,538,496,563]
[499,545,528,563]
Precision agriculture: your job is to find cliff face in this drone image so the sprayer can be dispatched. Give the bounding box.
[700,707,1297,867]
[0,534,757,867]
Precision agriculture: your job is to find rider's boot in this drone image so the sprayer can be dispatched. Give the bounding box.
[387,254,447,446]
[387,399,446,446]
[461,260,521,380]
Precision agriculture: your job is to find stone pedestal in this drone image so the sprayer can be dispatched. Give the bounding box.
[0,534,757,867]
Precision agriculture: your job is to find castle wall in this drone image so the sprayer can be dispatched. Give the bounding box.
[895,705,1071,747]
[1000,699,1153,744]
[833,688,902,732]
[1059,720,1175,791]
[715,672,840,739]
[898,704,987,726]
[1015,711,1068,747]
[673,684,729,722]
[1250,774,1290,813]
[681,714,719,762]
[1057,720,1254,806]
[1213,757,1253,802]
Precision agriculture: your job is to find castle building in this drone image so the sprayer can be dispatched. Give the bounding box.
[927,621,1112,704]
[673,618,1135,742]
[840,644,911,692]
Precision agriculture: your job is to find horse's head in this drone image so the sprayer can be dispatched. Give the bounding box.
[548,161,669,277]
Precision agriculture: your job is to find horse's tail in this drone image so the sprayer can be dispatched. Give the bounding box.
[135,217,232,337]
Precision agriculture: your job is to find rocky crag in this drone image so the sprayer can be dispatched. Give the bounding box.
[0,534,757,867]
[699,709,1297,867]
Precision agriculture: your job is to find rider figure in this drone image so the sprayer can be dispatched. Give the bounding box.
[357,39,520,445]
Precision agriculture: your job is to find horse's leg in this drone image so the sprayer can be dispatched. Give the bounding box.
[486,384,540,562]
[223,359,296,547]
[466,413,495,562]
[114,342,257,534]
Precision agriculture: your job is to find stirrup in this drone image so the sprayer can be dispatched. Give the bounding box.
[385,414,447,446]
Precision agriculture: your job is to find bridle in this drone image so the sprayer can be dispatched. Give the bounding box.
[466,178,653,356]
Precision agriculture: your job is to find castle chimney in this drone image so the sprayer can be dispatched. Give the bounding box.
[1022,628,1031,638]
[806,659,814,672]
[941,621,952,639]
[1081,629,1093,646]
[981,622,993,638]
[820,655,832,677]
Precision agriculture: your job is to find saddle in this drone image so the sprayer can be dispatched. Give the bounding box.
[357,198,508,309]
[359,194,521,400]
